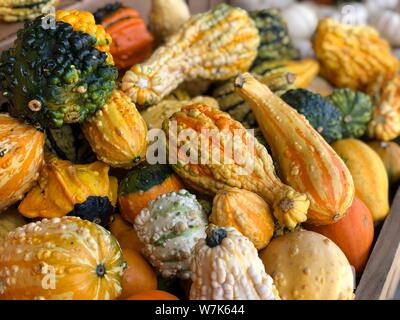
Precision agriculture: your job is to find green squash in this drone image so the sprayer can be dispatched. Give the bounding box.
[0,16,118,128]
[281,89,343,143]
[327,88,374,139]
[250,9,299,66]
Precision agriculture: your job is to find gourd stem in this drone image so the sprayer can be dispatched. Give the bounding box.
[205,227,227,248]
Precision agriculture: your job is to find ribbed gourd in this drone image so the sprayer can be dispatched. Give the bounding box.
[45,124,96,164]
[82,90,148,169]
[234,73,355,226]
[0,10,118,128]
[250,9,299,65]
[0,0,58,22]
[281,89,343,143]
[94,3,155,69]
[327,88,374,139]
[210,188,275,250]
[121,4,260,107]
[190,225,280,300]
[134,190,208,280]
[313,18,399,91]
[212,59,319,129]
[0,114,45,212]
[18,154,118,226]
[367,74,400,141]
[0,217,125,300]
[163,103,310,230]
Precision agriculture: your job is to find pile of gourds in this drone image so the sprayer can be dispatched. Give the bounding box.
[0,0,399,300]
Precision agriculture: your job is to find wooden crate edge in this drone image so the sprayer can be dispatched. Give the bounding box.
[356,188,400,300]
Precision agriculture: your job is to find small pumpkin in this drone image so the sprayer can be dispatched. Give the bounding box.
[134,190,208,280]
[18,154,117,225]
[210,188,275,250]
[126,290,179,300]
[281,3,318,40]
[367,141,400,186]
[305,197,374,274]
[163,103,310,230]
[0,216,125,300]
[82,90,148,169]
[190,225,280,300]
[259,230,355,300]
[313,18,399,91]
[109,214,143,253]
[119,248,157,300]
[0,113,45,212]
[332,139,389,222]
[118,163,184,224]
[327,88,374,139]
[94,3,155,69]
[0,206,26,246]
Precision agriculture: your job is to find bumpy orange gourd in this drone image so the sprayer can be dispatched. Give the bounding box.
[163,103,310,230]
[305,197,374,274]
[0,113,44,212]
[210,188,274,250]
[313,18,398,91]
[235,73,355,226]
[18,154,117,219]
[367,75,400,141]
[0,216,125,300]
[82,90,148,169]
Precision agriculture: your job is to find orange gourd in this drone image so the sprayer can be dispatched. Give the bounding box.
[126,290,179,300]
[109,214,144,253]
[95,4,154,69]
[234,73,355,226]
[305,197,374,274]
[118,164,184,223]
[0,217,125,300]
[0,114,44,211]
[119,248,157,300]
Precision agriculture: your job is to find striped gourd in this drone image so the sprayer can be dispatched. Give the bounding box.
[368,75,400,142]
[162,103,310,230]
[213,59,319,128]
[121,4,259,107]
[250,9,299,64]
[0,0,58,22]
[235,73,355,226]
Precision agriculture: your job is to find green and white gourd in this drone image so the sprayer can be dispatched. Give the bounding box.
[134,189,208,280]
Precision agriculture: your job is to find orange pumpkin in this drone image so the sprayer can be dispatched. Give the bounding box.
[109,214,144,252]
[0,114,44,211]
[94,3,154,69]
[304,197,374,274]
[118,164,184,224]
[119,248,157,300]
[126,290,179,300]
[0,216,125,300]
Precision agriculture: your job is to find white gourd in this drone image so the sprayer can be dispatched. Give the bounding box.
[134,189,208,280]
[332,3,369,25]
[281,3,318,40]
[189,225,280,300]
[292,38,315,58]
[365,0,399,12]
[369,10,400,46]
